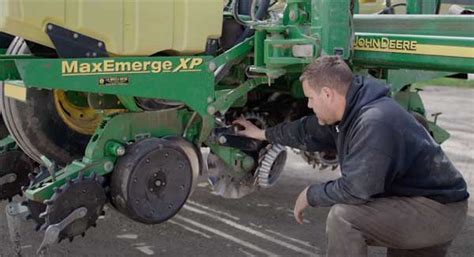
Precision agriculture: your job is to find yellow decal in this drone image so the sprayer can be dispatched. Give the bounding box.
[61,58,204,76]
[354,36,474,58]
[4,82,27,102]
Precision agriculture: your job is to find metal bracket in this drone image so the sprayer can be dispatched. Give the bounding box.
[40,156,57,182]
[37,207,88,254]
[210,126,263,151]
[5,202,30,257]
[45,23,108,58]
[0,136,18,154]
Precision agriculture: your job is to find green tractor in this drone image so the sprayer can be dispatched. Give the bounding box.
[0,0,472,252]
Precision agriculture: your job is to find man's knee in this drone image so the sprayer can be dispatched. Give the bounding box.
[326,204,358,232]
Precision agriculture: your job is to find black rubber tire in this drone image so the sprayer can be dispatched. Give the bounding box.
[0,115,8,139]
[110,138,194,224]
[0,37,90,165]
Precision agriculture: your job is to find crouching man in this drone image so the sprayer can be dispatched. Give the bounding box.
[234,56,469,257]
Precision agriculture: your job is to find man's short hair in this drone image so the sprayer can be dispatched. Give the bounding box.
[299,55,353,94]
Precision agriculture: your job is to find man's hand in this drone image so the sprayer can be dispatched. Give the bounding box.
[232,117,266,141]
[294,187,310,224]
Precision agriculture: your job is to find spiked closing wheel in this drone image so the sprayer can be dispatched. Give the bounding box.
[299,150,339,170]
[23,200,47,231]
[0,150,36,201]
[256,144,287,188]
[42,173,106,241]
[111,137,196,224]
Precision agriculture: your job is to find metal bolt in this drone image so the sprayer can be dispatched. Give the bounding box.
[98,42,103,48]
[149,188,154,192]
[104,161,114,172]
[289,10,297,21]
[116,146,126,156]
[47,24,53,31]
[208,62,217,72]
[79,209,87,217]
[218,136,227,144]
[207,106,216,115]
[153,173,158,178]
[73,33,79,39]
[155,180,162,187]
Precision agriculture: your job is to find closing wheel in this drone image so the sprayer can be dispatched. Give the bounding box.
[111,137,197,224]
[42,172,106,242]
[0,37,90,165]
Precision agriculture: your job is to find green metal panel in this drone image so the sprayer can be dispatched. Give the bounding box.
[211,37,254,68]
[0,55,24,80]
[354,15,474,38]
[353,33,474,73]
[208,78,267,115]
[254,30,266,67]
[13,56,215,116]
[83,109,188,162]
[311,0,352,58]
[428,121,450,144]
[407,0,440,14]
[385,69,454,93]
[393,89,426,116]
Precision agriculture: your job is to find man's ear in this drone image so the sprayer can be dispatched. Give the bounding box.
[321,87,332,99]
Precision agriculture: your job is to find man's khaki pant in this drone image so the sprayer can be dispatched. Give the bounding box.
[326,197,468,257]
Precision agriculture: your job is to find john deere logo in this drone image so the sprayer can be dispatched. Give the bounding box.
[354,36,417,52]
[61,58,204,76]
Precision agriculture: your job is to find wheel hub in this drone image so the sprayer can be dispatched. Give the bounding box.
[53,90,102,135]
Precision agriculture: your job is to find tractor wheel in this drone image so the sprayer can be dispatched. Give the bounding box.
[0,37,91,166]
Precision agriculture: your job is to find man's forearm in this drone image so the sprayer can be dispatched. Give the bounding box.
[265,120,311,150]
[258,129,267,141]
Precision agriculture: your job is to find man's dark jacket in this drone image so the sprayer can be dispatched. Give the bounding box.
[265,75,469,207]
